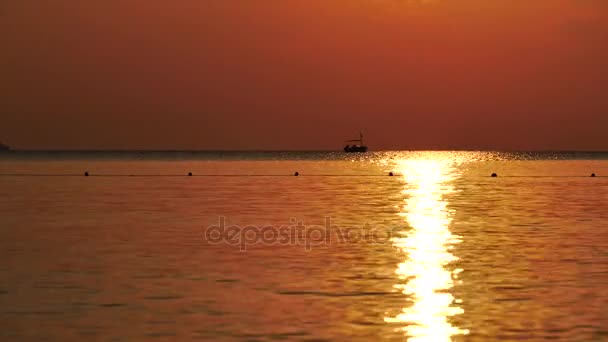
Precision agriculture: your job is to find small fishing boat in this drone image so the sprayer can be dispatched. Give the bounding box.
[343,132,368,153]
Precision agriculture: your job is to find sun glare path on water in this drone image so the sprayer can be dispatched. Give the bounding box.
[385,156,470,341]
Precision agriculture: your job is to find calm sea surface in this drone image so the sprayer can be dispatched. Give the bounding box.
[1,151,608,341]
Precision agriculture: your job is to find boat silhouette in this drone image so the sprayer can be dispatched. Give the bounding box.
[343,132,368,153]
[0,142,10,152]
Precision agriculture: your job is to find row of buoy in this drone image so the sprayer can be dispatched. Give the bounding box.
[491,173,598,177]
[82,171,600,177]
[84,171,393,177]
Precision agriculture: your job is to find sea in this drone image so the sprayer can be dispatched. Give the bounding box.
[1,151,607,341]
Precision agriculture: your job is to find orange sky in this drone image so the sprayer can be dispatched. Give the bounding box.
[1,0,607,150]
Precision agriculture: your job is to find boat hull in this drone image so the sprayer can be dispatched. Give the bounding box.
[344,146,368,153]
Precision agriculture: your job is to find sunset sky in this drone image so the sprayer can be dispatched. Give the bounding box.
[1,0,607,150]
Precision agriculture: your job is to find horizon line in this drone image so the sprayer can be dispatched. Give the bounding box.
[4,149,608,153]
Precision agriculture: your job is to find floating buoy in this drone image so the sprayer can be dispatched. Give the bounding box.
[389,172,394,177]
[188,172,193,177]
[294,172,299,176]
[84,171,89,177]
[591,173,596,177]
[491,173,498,178]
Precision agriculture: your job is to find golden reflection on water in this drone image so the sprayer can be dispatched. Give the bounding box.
[385,157,469,341]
